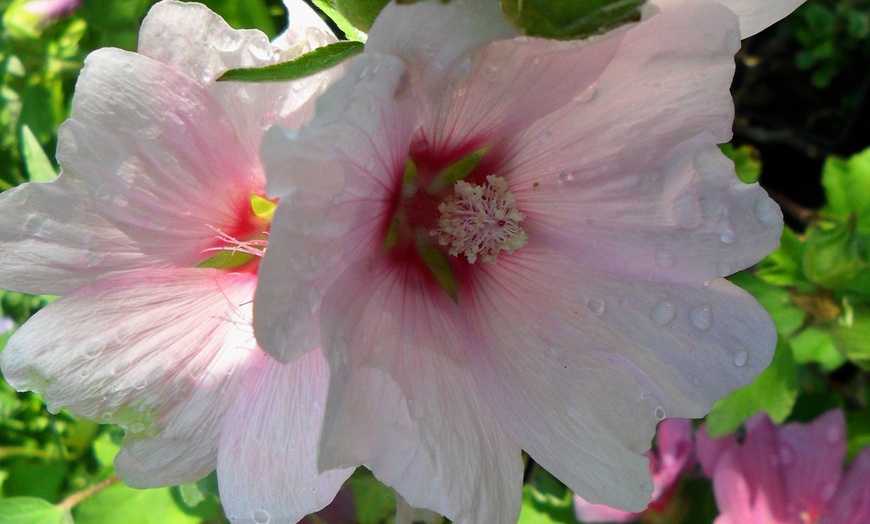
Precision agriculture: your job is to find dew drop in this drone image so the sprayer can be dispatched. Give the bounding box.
[23,214,45,235]
[134,379,148,390]
[482,64,499,81]
[575,84,598,102]
[557,171,575,183]
[586,298,605,316]
[79,368,90,378]
[754,193,781,227]
[253,509,271,524]
[651,300,676,326]
[733,349,749,367]
[94,186,111,201]
[719,229,736,244]
[654,406,666,421]
[150,216,169,230]
[83,250,105,268]
[655,249,676,269]
[537,131,552,143]
[690,304,712,331]
[716,262,732,277]
[672,191,701,229]
[127,422,145,433]
[83,339,105,359]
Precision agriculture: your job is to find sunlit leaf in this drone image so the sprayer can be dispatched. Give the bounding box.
[312,0,368,41]
[20,125,57,183]
[331,0,389,32]
[518,484,574,524]
[500,0,645,40]
[346,468,395,524]
[73,483,198,524]
[0,498,73,524]
[720,143,762,185]
[219,40,363,82]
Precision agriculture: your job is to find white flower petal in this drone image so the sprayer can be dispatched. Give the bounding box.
[1,269,258,486]
[256,54,414,362]
[652,0,805,38]
[462,247,775,509]
[315,254,524,523]
[217,350,353,524]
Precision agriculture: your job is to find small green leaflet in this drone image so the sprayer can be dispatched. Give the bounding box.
[501,0,645,40]
[218,41,364,82]
[21,125,58,183]
[0,498,73,524]
[312,0,368,41]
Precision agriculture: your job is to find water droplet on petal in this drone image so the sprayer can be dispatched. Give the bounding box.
[654,406,666,421]
[717,262,732,277]
[673,191,701,229]
[134,379,147,390]
[655,249,676,269]
[253,509,271,524]
[79,368,90,378]
[24,214,45,235]
[151,216,169,230]
[83,250,105,268]
[719,229,736,244]
[690,304,712,331]
[586,298,605,316]
[537,131,551,143]
[733,349,749,367]
[575,84,597,102]
[754,193,781,227]
[651,300,677,326]
[94,187,111,201]
[557,171,576,183]
[482,64,499,81]
[83,340,105,359]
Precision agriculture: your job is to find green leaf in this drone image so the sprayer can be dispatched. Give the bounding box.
[73,483,199,524]
[705,337,799,436]
[500,0,645,40]
[219,40,363,82]
[720,143,761,185]
[426,147,486,195]
[312,0,368,41]
[829,299,870,368]
[803,216,870,296]
[20,125,57,183]
[518,485,574,524]
[756,227,812,290]
[3,460,68,500]
[0,498,73,524]
[821,146,870,230]
[332,0,390,33]
[346,468,395,524]
[790,327,845,371]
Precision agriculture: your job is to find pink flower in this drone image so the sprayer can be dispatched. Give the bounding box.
[255,0,792,521]
[574,418,696,522]
[24,0,82,23]
[697,410,870,523]
[0,1,350,521]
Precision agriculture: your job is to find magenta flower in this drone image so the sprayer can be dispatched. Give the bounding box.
[0,1,350,521]
[24,0,82,24]
[697,410,870,523]
[254,0,793,521]
[574,418,696,522]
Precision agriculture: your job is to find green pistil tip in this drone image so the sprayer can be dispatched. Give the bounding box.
[251,194,277,220]
[426,147,487,196]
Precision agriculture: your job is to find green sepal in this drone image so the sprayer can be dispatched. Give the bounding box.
[415,228,457,303]
[218,41,364,82]
[197,249,256,269]
[331,0,390,33]
[500,0,645,40]
[426,147,486,195]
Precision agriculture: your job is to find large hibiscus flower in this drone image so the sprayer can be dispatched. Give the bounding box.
[255,0,797,521]
[0,1,350,522]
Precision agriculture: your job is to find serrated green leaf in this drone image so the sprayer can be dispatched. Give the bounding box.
[803,216,870,296]
[829,299,870,368]
[219,40,363,82]
[21,125,58,183]
[0,498,73,524]
[705,337,798,436]
[312,0,368,41]
[73,483,199,524]
[501,0,645,40]
[720,143,761,184]
[756,227,812,290]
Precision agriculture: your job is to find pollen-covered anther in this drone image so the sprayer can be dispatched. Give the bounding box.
[432,174,527,264]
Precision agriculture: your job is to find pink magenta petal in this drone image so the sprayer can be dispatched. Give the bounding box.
[2,269,257,486]
[462,247,774,509]
[217,350,353,523]
[828,447,870,523]
[256,54,415,362]
[652,0,806,38]
[314,253,523,523]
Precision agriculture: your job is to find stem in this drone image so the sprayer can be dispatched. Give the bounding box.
[58,476,121,510]
[0,446,60,460]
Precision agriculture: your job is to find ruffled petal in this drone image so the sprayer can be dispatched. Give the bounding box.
[828,447,870,524]
[1,269,259,487]
[217,350,353,524]
[366,0,516,97]
[461,247,775,510]
[58,48,262,266]
[514,133,782,284]
[139,0,336,150]
[419,31,622,158]
[256,54,414,362]
[652,0,805,38]
[315,253,524,523]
